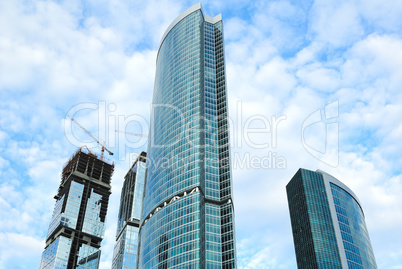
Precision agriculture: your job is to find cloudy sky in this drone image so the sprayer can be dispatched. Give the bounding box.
[1,0,402,268]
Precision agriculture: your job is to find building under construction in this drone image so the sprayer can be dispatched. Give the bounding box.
[39,148,114,269]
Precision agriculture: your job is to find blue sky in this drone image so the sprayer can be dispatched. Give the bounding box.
[1,0,402,268]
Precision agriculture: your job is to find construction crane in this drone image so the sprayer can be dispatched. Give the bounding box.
[115,130,148,138]
[67,115,113,160]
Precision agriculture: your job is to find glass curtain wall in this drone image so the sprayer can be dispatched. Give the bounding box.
[138,4,236,269]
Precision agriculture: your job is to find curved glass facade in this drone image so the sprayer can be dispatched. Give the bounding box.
[139,4,235,269]
[330,184,377,269]
[287,168,377,269]
[286,169,342,268]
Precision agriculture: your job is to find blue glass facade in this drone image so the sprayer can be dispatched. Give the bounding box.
[77,244,101,269]
[138,4,236,269]
[330,183,377,269]
[39,149,114,269]
[39,236,72,269]
[286,168,377,269]
[113,225,140,269]
[112,152,147,269]
[286,169,342,268]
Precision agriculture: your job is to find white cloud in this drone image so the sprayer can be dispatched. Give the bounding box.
[359,0,402,33]
[0,233,43,268]
[252,0,306,51]
[296,63,340,92]
[308,0,364,47]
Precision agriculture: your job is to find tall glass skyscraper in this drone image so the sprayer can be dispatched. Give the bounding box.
[286,168,377,269]
[39,148,114,269]
[112,152,147,269]
[138,3,236,269]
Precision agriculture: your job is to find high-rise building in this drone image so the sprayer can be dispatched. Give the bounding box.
[39,148,114,269]
[286,168,377,269]
[112,152,147,269]
[138,3,236,268]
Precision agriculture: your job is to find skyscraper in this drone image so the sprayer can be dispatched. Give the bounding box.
[286,168,377,269]
[138,3,236,268]
[112,152,147,269]
[39,148,114,269]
